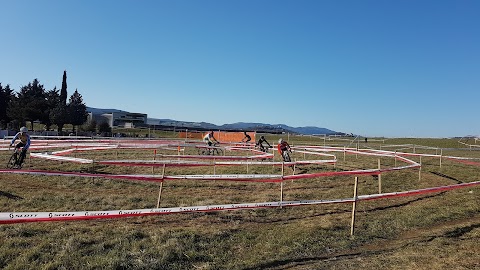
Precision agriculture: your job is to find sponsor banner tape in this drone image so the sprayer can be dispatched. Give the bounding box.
[1,180,478,224]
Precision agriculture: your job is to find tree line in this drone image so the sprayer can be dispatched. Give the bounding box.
[0,71,89,133]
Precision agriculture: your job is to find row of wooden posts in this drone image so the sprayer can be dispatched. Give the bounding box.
[70,145,444,236]
[147,147,440,236]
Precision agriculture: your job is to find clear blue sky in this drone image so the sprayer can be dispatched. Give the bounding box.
[1,0,479,138]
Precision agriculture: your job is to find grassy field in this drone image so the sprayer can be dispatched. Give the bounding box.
[0,134,479,269]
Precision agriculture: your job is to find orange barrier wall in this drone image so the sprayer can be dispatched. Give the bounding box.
[179,131,256,143]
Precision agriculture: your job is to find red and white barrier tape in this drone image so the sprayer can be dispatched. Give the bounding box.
[1,180,478,224]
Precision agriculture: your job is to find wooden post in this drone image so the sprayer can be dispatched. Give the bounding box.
[293,159,296,175]
[394,151,397,167]
[440,149,443,168]
[213,158,216,175]
[156,181,163,208]
[280,161,285,208]
[351,176,359,236]
[280,181,284,209]
[378,159,382,194]
[246,159,249,174]
[356,142,358,159]
[419,156,422,181]
[343,147,346,162]
[152,149,156,174]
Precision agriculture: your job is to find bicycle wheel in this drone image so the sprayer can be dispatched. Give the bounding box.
[16,153,25,169]
[213,147,224,156]
[7,153,18,169]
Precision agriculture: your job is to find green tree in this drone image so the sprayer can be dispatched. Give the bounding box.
[81,119,97,133]
[0,83,15,129]
[44,87,60,131]
[67,89,88,132]
[50,103,68,133]
[60,70,68,105]
[7,79,47,130]
[50,71,69,133]
[98,121,111,132]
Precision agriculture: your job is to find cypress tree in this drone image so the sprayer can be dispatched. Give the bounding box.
[60,70,67,105]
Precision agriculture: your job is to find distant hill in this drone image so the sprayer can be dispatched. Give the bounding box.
[146,119,339,135]
[87,107,340,135]
[86,107,127,115]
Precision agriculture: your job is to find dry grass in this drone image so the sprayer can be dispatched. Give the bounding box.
[0,135,479,269]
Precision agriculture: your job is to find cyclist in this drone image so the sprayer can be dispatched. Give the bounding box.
[242,131,251,143]
[277,138,291,161]
[256,136,272,152]
[203,131,219,147]
[10,126,31,168]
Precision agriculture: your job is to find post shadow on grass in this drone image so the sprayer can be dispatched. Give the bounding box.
[241,251,364,270]
[0,191,23,200]
[250,192,447,224]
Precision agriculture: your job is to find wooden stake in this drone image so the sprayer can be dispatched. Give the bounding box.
[378,159,382,194]
[351,176,359,236]
[156,181,163,208]
[356,142,358,159]
[419,156,422,181]
[152,149,156,174]
[293,159,296,175]
[440,149,443,168]
[280,181,284,209]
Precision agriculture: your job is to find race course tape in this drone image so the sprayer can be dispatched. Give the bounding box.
[1,180,478,224]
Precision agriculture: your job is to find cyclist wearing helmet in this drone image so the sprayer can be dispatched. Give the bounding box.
[277,138,291,157]
[256,135,272,152]
[203,131,219,147]
[10,126,31,167]
[242,131,252,143]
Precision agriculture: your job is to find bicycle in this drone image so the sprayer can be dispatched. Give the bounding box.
[198,142,224,156]
[257,144,271,153]
[281,149,292,162]
[7,147,25,169]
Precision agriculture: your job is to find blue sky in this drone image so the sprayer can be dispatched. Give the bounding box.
[1,0,479,138]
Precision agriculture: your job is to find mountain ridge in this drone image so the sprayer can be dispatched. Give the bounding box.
[87,107,340,135]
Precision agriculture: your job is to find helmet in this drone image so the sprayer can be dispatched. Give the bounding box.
[20,127,28,133]
[260,136,265,139]
[278,138,283,144]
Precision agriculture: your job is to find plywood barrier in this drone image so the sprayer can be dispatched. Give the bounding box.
[179,131,256,143]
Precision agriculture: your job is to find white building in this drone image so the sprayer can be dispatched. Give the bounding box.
[87,108,147,128]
